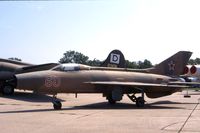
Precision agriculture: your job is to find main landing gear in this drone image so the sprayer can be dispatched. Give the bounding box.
[0,76,16,95]
[127,88,145,107]
[106,88,123,105]
[52,95,62,110]
[107,94,116,105]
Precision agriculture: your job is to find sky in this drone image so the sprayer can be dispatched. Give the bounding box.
[0,0,200,65]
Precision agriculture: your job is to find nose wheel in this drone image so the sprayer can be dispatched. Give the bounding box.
[52,95,62,110]
[53,101,62,110]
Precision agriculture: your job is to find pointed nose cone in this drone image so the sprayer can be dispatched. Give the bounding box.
[16,72,44,91]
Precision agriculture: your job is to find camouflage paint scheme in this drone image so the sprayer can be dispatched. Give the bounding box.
[2,51,193,109]
[16,64,184,98]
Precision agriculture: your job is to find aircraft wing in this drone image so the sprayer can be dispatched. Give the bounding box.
[169,81,200,87]
[85,81,187,88]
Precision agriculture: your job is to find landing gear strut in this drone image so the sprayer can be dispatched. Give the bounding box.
[127,88,145,107]
[52,95,62,110]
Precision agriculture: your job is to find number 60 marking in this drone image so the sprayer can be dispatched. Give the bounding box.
[45,76,61,88]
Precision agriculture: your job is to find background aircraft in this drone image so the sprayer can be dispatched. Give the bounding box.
[3,51,192,110]
[0,58,59,74]
[184,65,200,78]
[182,65,200,89]
[0,58,58,94]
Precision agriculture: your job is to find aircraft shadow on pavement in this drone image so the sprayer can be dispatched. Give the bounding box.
[0,101,185,114]
[149,100,198,105]
[0,92,64,103]
[63,102,185,111]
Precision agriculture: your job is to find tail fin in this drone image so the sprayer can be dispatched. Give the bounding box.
[147,51,192,76]
[101,49,125,68]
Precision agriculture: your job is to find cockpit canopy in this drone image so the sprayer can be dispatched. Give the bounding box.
[52,63,90,72]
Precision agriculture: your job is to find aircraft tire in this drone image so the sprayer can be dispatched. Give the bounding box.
[106,93,117,105]
[53,101,62,110]
[107,96,116,104]
[2,85,14,95]
[108,99,116,104]
[136,97,145,107]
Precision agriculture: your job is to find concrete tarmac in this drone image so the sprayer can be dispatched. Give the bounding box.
[0,90,200,133]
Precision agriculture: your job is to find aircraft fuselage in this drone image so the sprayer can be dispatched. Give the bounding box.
[15,69,181,98]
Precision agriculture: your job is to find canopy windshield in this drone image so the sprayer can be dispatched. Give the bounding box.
[52,63,90,72]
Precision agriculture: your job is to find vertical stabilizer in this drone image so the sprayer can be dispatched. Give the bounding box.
[148,51,192,76]
[101,50,125,68]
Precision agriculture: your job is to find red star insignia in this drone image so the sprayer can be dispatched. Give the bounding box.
[168,61,175,71]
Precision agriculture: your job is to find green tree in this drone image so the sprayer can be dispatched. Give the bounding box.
[142,59,153,68]
[188,58,200,65]
[125,60,138,69]
[59,50,89,64]
[87,59,102,66]
[125,59,153,69]
[195,58,200,64]
[59,50,154,69]
[8,57,22,61]
[137,59,153,69]
[188,59,195,65]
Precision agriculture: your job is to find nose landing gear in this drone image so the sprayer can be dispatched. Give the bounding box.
[52,95,62,110]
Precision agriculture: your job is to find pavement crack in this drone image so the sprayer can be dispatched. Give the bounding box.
[161,122,182,131]
[76,111,100,119]
[178,98,200,133]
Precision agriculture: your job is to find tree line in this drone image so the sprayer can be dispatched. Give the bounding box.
[58,50,200,68]
[59,50,153,69]
[9,50,200,68]
[188,58,200,65]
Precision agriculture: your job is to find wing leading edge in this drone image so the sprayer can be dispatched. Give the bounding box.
[85,81,188,88]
